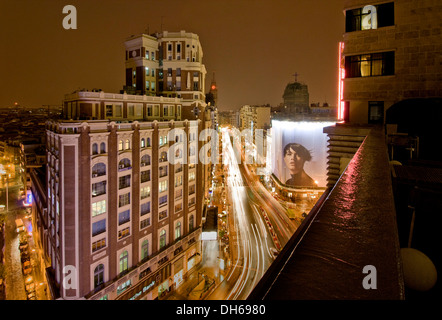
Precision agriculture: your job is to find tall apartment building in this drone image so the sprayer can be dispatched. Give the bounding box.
[239,105,271,131]
[42,31,212,300]
[340,0,442,124]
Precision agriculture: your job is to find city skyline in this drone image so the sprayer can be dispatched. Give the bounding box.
[0,0,344,110]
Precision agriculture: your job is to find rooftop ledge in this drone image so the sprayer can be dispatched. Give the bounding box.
[249,125,405,300]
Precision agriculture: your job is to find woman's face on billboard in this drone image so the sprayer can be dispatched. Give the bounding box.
[284,147,305,175]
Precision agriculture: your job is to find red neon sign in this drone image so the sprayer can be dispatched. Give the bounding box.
[337,42,345,120]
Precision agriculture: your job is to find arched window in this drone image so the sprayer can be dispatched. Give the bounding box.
[159,230,166,249]
[94,264,104,288]
[118,140,123,151]
[141,240,149,260]
[189,215,194,231]
[125,139,130,150]
[119,251,128,274]
[100,142,106,154]
[159,151,168,162]
[92,143,98,155]
[175,222,181,240]
[141,138,145,148]
[141,154,151,167]
[118,158,131,171]
[146,137,151,147]
[92,163,106,177]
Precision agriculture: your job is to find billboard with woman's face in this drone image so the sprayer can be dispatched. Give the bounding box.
[272,120,335,188]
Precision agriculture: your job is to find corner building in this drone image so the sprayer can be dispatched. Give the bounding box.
[44,32,211,300]
[341,0,442,124]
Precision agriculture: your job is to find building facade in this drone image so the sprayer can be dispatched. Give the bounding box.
[124,30,207,107]
[341,0,442,124]
[42,30,212,300]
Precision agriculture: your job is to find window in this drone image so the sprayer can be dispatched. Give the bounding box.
[125,139,131,150]
[189,215,194,231]
[145,51,149,59]
[159,151,168,162]
[141,154,151,166]
[147,105,152,117]
[368,101,384,124]
[92,181,106,197]
[119,175,131,189]
[141,186,150,199]
[175,188,183,200]
[175,222,181,240]
[118,158,131,171]
[141,138,145,148]
[106,105,112,117]
[189,184,195,195]
[118,227,130,241]
[119,140,124,151]
[100,142,106,154]
[189,197,195,207]
[159,195,167,207]
[189,171,196,182]
[345,51,394,78]
[140,217,150,230]
[141,240,149,260]
[159,165,168,178]
[159,230,166,249]
[114,105,122,118]
[159,210,168,220]
[175,175,183,187]
[119,210,130,225]
[119,251,128,274]
[141,170,151,183]
[92,143,98,155]
[117,279,131,295]
[146,81,150,90]
[163,105,168,116]
[141,202,151,215]
[119,192,130,207]
[92,219,106,237]
[92,163,106,177]
[345,2,394,32]
[128,105,134,117]
[159,180,168,193]
[175,202,182,213]
[92,238,106,252]
[94,264,105,289]
[92,200,106,217]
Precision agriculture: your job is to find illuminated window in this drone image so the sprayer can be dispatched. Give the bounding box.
[119,251,128,274]
[141,154,151,167]
[141,186,150,199]
[175,222,181,240]
[159,230,167,249]
[345,2,394,32]
[92,200,106,217]
[345,52,394,78]
[141,240,149,260]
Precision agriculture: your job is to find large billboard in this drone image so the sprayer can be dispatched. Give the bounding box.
[271,120,335,188]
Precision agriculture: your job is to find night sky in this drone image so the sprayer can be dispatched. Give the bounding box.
[0,0,344,111]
